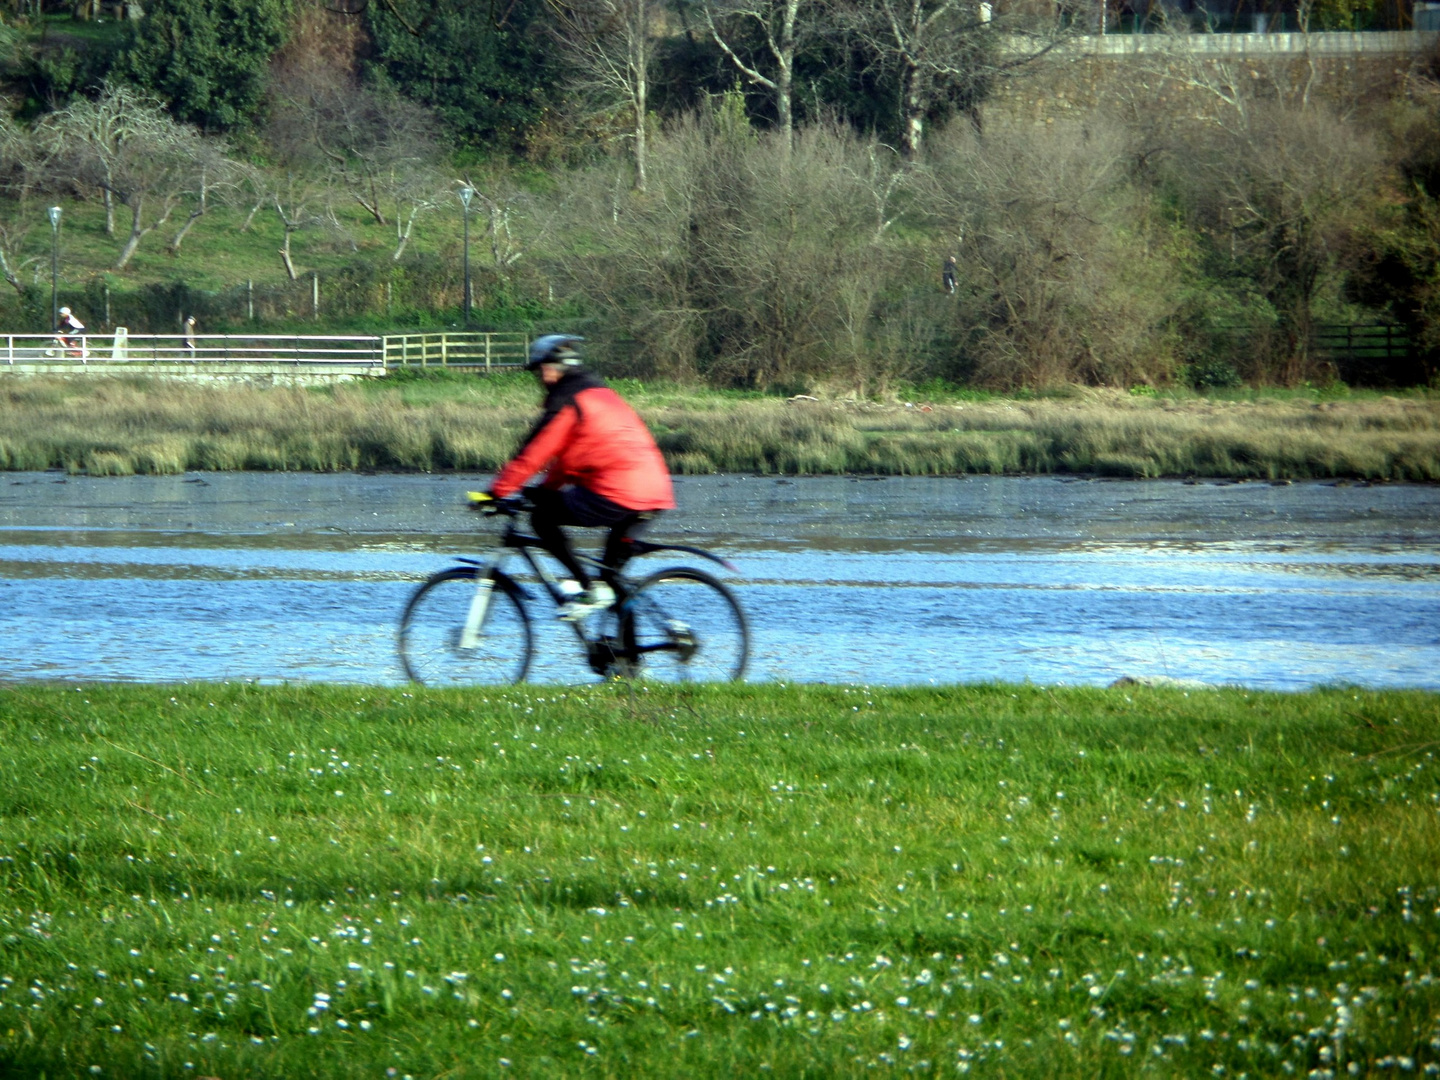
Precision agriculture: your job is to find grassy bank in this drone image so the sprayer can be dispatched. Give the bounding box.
[1,374,1439,479]
[0,683,1437,1077]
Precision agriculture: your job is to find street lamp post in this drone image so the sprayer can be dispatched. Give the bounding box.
[47,206,62,331]
[459,185,475,327]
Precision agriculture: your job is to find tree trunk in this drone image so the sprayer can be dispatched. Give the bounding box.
[392,207,418,261]
[633,0,648,192]
[775,0,798,143]
[0,248,25,296]
[900,60,924,159]
[114,196,175,269]
[115,198,146,269]
[356,172,387,226]
[115,229,143,269]
[102,187,115,236]
[279,229,298,280]
[169,207,204,254]
[776,56,793,142]
[636,28,648,190]
[240,197,264,233]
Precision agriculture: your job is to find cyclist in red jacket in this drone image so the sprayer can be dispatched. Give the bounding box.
[487,334,675,620]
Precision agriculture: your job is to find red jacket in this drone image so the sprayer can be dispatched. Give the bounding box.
[492,370,675,510]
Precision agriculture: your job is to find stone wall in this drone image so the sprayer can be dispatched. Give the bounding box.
[987,30,1440,123]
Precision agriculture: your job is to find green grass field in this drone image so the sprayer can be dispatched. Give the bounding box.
[1,683,1437,1077]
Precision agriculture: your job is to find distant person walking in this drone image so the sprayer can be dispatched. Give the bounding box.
[183,315,198,358]
[942,255,958,295]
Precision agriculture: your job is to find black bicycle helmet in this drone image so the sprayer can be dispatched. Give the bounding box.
[525,334,584,370]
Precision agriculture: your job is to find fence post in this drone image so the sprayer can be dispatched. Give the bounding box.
[312,273,320,320]
[247,280,254,322]
[485,333,491,371]
[442,333,449,367]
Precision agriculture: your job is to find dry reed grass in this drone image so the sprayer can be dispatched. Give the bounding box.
[1,378,1437,479]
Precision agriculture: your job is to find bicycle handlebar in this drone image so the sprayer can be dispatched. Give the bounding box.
[466,491,528,517]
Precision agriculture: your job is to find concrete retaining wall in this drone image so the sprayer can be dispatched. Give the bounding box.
[989,31,1438,123]
[1067,29,1439,55]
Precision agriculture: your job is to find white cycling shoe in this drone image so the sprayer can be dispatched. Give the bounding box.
[557,580,615,622]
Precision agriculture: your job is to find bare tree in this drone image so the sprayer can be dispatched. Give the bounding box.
[36,82,135,235]
[0,118,37,296]
[168,151,237,255]
[268,63,443,228]
[1175,102,1382,384]
[381,165,446,261]
[840,0,1076,157]
[920,119,1185,389]
[702,0,814,141]
[0,217,33,296]
[547,0,654,190]
[559,107,924,390]
[1109,39,1385,383]
[273,172,323,281]
[232,160,273,233]
[39,86,220,269]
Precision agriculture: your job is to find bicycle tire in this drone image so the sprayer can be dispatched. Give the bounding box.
[620,566,749,682]
[398,567,533,685]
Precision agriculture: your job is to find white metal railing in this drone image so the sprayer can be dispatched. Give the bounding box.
[383,332,528,370]
[1,332,385,367]
[0,330,530,371]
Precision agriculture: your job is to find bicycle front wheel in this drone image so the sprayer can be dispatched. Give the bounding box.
[399,567,533,685]
[622,567,749,682]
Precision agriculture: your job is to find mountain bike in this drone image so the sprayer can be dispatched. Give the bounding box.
[398,497,749,685]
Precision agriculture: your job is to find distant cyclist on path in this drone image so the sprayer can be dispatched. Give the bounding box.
[482,334,675,621]
[56,306,86,357]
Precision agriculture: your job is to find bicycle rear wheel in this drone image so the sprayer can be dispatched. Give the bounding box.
[399,567,533,685]
[621,567,748,682]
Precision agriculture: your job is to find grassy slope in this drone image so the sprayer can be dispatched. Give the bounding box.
[4,191,427,297]
[0,683,1436,1077]
[1,373,1438,479]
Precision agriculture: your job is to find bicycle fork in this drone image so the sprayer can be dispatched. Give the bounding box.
[458,552,511,651]
[458,574,496,650]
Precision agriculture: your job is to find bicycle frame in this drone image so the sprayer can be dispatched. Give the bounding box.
[454,514,738,665]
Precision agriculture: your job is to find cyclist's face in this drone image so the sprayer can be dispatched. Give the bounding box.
[536,362,564,387]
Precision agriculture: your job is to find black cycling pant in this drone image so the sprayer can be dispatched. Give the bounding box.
[526,485,657,590]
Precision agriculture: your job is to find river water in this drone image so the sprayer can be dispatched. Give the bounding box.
[1,472,1437,689]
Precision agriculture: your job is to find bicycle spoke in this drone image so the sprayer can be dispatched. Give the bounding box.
[622,568,748,682]
[399,568,533,685]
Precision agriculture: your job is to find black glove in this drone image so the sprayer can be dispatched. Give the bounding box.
[466,491,521,516]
